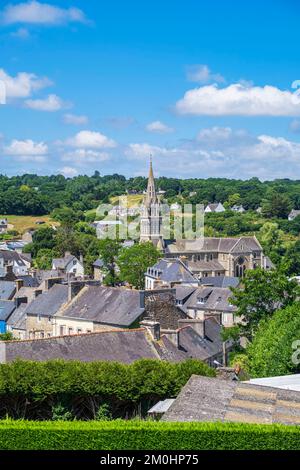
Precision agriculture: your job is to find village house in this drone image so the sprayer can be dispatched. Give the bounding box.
[52,252,84,277]
[288,209,300,221]
[179,285,237,327]
[204,203,225,213]
[0,219,8,234]
[0,250,30,278]
[145,258,198,289]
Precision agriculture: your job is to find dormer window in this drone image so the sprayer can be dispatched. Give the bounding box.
[197,297,205,304]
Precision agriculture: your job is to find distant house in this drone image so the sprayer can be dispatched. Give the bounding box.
[145,258,198,290]
[0,219,8,234]
[93,258,105,282]
[288,209,300,221]
[204,203,225,213]
[25,283,69,339]
[0,300,16,334]
[0,250,30,278]
[53,285,146,335]
[52,252,84,277]
[180,286,237,327]
[231,205,245,213]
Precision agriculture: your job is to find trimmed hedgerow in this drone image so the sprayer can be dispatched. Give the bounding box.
[0,358,214,420]
[0,420,299,450]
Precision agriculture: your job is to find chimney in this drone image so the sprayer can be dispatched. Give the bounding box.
[79,253,84,265]
[177,318,205,338]
[140,320,160,341]
[68,280,85,302]
[14,296,27,308]
[33,289,43,298]
[139,290,145,309]
[44,277,63,291]
[15,279,24,292]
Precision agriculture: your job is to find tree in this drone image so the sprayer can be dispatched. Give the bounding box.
[281,240,300,276]
[98,239,122,286]
[227,193,241,208]
[261,192,292,219]
[35,248,55,270]
[247,302,300,377]
[230,268,299,339]
[118,242,160,289]
[0,332,14,341]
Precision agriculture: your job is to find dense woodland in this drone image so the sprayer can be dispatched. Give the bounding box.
[1,172,300,215]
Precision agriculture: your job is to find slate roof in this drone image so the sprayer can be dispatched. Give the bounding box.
[6,303,27,330]
[0,300,16,321]
[176,320,223,362]
[2,329,162,363]
[52,255,76,270]
[165,236,262,254]
[147,259,197,284]
[16,275,40,288]
[199,276,240,288]
[24,284,68,317]
[93,258,104,268]
[0,250,26,266]
[185,286,236,313]
[34,269,64,285]
[0,281,16,300]
[56,285,145,327]
[175,286,196,302]
[163,375,300,425]
[185,259,225,272]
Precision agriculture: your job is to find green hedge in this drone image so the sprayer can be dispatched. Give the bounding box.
[0,358,214,420]
[0,420,299,450]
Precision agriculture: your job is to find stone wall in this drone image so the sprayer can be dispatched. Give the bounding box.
[141,289,187,329]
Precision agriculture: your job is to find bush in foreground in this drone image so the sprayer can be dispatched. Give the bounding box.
[0,358,214,420]
[0,420,299,450]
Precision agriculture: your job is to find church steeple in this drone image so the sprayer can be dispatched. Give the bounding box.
[139,156,163,249]
[145,156,157,206]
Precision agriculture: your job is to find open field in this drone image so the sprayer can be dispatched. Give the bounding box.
[110,194,143,207]
[0,215,59,234]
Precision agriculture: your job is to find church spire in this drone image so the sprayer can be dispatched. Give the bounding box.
[145,155,157,205]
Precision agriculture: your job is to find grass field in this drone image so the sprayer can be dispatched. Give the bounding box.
[0,215,59,234]
[110,194,143,207]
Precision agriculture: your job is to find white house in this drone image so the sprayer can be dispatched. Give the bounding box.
[52,252,84,277]
[0,250,30,277]
[204,203,225,213]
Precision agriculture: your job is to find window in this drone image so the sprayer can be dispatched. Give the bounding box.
[40,332,44,339]
[37,314,41,322]
[73,260,77,265]
[68,327,73,335]
[60,325,65,336]
[77,328,82,334]
[197,297,205,304]
[48,316,51,323]
[86,330,92,333]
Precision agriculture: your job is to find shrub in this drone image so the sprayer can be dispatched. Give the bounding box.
[0,420,299,450]
[0,359,214,420]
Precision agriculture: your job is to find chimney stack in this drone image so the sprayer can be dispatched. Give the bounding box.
[177,318,205,338]
[140,320,160,341]
[15,279,24,292]
[68,280,85,302]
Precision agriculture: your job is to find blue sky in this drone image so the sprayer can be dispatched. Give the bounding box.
[1,0,300,179]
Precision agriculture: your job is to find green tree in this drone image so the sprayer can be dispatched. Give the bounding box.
[247,302,300,377]
[227,193,241,207]
[118,242,160,289]
[0,332,14,341]
[261,192,292,219]
[35,248,55,270]
[230,268,299,339]
[98,239,122,286]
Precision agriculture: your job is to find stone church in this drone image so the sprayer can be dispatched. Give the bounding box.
[140,159,268,278]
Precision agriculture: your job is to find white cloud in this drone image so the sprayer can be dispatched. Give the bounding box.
[125,128,300,180]
[59,166,78,177]
[25,94,68,111]
[146,120,174,134]
[62,149,110,164]
[63,113,88,125]
[65,130,116,149]
[4,138,48,161]
[2,1,87,26]
[176,83,300,116]
[10,27,30,39]
[186,64,225,83]
[0,68,51,99]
